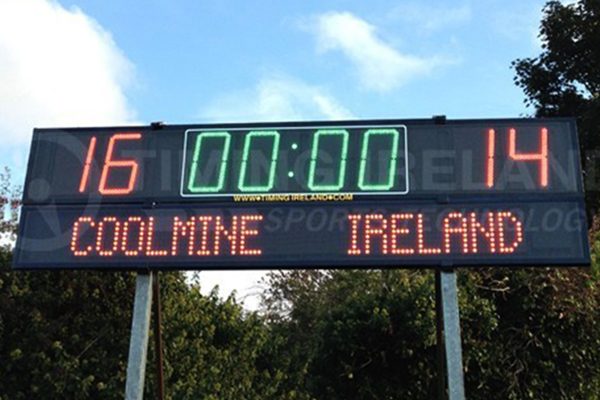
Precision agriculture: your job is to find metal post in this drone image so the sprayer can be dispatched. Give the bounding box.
[152,272,165,400]
[435,269,466,400]
[125,273,153,400]
[435,271,446,400]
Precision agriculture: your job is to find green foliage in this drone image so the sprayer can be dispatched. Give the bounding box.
[465,268,600,399]
[512,0,600,117]
[261,267,600,399]
[262,270,441,399]
[0,167,19,242]
[0,257,299,399]
[512,0,600,210]
[146,273,298,400]
[0,263,297,399]
[0,258,137,399]
[0,169,135,398]
[489,4,600,393]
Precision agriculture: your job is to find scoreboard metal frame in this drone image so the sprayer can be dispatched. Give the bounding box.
[13,117,590,270]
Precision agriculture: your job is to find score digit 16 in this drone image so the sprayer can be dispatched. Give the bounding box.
[486,127,548,188]
[78,133,142,195]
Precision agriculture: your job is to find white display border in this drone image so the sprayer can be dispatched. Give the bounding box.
[179,124,409,198]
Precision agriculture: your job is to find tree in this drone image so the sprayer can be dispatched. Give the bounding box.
[512,0,600,211]
[146,273,302,400]
[261,266,600,399]
[0,167,20,245]
[0,168,291,399]
[0,265,294,399]
[507,6,600,395]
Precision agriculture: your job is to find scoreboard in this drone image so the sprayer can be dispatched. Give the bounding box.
[13,118,590,270]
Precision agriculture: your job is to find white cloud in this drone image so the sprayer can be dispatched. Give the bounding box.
[199,74,354,122]
[488,4,546,50]
[389,3,472,34]
[311,11,448,92]
[196,270,268,311]
[0,0,137,148]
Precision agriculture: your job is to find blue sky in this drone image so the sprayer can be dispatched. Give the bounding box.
[62,0,544,122]
[0,0,553,307]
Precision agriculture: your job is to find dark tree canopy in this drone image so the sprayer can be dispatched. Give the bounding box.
[513,1,600,117]
[260,267,600,399]
[512,0,600,208]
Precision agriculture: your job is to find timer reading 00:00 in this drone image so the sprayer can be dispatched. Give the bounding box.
[180,127,409,196]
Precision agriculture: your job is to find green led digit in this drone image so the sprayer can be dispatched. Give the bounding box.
[308,129,349,191]
[358,129,399,190]
[238,130,280,192]
[187,131,231,193]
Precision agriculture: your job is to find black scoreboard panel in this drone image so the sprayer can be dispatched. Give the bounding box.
[14,118,590,270]
[14,201,589,269]
[23,119,582,204]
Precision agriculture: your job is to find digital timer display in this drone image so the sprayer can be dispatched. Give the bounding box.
[14,118,590,270]
[181,127,408,195]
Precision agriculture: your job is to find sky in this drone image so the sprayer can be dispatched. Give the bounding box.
[0,0,553,309]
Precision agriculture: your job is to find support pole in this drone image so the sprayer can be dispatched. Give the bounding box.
[435,271,446,400]
[152,272,165,400]
[435,270,466,400]
[125,273,153,400]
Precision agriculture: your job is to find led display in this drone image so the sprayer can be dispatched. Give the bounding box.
[14,201,588,269]
[14,118,590,270]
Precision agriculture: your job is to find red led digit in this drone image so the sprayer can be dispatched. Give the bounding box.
[486,129,495,188]
[508,127,548,187]
[99,133,142,195]
[79,136,97,193]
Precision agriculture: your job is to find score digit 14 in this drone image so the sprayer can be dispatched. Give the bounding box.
[486,127,548,188]
[79,133,142,195]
